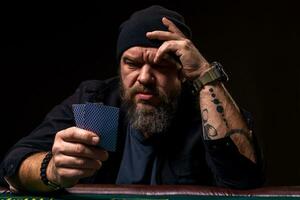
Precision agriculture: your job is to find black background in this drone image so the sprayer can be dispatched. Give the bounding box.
[1,1,299,186]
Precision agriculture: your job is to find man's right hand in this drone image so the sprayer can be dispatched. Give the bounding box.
[47,127,109,188]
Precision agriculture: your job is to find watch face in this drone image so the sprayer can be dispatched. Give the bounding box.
[191,62,229,95]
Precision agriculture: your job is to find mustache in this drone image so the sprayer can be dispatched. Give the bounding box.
[128,85,159,97]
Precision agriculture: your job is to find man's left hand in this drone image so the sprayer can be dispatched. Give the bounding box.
[146,17,210,80]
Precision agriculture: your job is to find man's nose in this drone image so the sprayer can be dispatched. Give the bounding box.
[137,64,155,85]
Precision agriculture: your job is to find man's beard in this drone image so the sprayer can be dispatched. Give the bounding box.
[121,82,181,138]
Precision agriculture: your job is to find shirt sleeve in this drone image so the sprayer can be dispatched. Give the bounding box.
[203,109,265,189]
[0,80,105,180]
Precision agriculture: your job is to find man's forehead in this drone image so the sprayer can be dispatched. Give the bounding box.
[122,46,181,69]
[123,47,157,58]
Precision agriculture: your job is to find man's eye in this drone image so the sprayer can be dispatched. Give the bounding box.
[127,62,136,67]
[125,61,141,68]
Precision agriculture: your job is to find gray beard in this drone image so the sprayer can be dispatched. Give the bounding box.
[120,84,180,138]
[128,101,178,138]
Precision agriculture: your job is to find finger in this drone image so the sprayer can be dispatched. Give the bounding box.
[162,17,186,37]
[154,40,185,63]
[54,141,109,161]
[146,30,181,41]
[58,127,100,146]
[153,53,182,71]
[53,154,102,170]
[56,167,97,185]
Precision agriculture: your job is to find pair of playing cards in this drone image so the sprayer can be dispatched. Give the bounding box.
[72,103,119,152]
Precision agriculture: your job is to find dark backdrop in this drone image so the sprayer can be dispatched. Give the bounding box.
[1,1,299,186]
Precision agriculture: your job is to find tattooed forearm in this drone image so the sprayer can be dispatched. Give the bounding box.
[208,88,229,128]
[201,108,218,140]
[199,83,257,162]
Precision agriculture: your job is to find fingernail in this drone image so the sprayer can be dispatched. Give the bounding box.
[92,136,99,144]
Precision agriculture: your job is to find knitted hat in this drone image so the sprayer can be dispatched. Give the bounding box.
[116,5,192,62]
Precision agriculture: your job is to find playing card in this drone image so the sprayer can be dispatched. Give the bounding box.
[72,104,86,129]
[84,103,119,152]
[72,103,119,152]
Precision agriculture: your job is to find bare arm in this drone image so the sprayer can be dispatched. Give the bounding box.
[199,82,256,162]
[5,152,51,193]
[147,17,256,163]
[5,127,108,193]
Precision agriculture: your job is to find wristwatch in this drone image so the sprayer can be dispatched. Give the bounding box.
[192,61,229,94]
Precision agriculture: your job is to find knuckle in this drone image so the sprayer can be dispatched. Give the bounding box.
[57,168,68,179]
[75,169,85,177]
[53,155,62,166]
[76,159,85,166]
[166,32,173,37]
[69,126,77,132]
[56,127,75,139]
[68,129,76,138]
[85,134,94,143]
[52,142,61,154]
[68,127,80,138]
[164,41,171,47]
[59,168,78,179]
[74,144,85,154]
[183,39,191,46]
[54,131,63,142]
[183,38,191,43]
[52,145,59,154]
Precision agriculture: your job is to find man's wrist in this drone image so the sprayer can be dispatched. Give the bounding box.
[191,62,228,95]
[40,152,62,191]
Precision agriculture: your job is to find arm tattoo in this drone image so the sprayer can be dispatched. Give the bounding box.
[205,124,218,138]
[208,88,229,128]
[201,108,218,140]
[202,108,208,123]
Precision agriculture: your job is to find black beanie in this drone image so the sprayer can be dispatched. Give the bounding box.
[116,5,192,62]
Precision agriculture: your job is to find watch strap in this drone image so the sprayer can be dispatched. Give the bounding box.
[192,62,227,95]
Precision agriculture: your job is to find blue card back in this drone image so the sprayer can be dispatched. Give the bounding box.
[84,103,119,152]
[72,104,86,129]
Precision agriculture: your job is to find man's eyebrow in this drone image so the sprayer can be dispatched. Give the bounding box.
[122,56,144,66]
[122,55,139,62]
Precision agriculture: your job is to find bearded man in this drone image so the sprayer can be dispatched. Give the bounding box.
[0,5,264,193]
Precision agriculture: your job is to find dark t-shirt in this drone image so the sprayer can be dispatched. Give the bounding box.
[0,77,265,189]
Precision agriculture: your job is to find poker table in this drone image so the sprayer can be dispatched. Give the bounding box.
[1,184,300,200]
